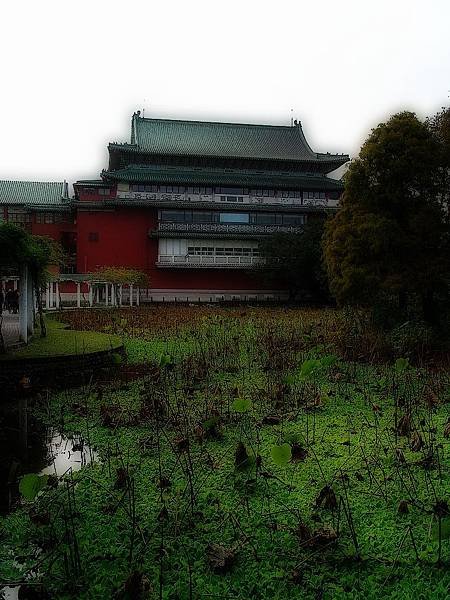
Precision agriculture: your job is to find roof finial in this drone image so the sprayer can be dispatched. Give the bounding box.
[290,108,293,127]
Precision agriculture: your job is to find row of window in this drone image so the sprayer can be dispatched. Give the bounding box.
[187,246,260,257]
[159,210,306,226]
[35,212,70,224]
[4,212,71,224]
[7,212,32,223]
[82,187,111,195]
[131,184,329,199]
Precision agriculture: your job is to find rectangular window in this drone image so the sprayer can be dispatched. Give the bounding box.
[256,213,277,225]
[8,212,32,224]
[88,232,99,242]
[219,212,249,224]
[36,213,54,224]
[192,211,213,223]
[160,210,187,222]
[282,214,305,226]
[98,188,111,196]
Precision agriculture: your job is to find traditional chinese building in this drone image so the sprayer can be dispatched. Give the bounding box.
[73,113,349,301]
[0,180,76,268]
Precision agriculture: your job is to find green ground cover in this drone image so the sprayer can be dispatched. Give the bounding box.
[0,318,122,360]
[1,308,449,599]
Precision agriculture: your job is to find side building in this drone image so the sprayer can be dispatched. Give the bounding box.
[74,113,349,301]
[0,180,76,272]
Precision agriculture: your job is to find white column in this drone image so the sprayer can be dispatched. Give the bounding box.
[88,284,93,307]
[55,282,60,309]
[19,265,28,343]
[13,279,18,291]
[129,284,133,306]
[76,282,81,308]
[49,282,54,308]
[119,284,123,306]
[136,287,140,306]
[45,283,50,309]
[105,283,108,306]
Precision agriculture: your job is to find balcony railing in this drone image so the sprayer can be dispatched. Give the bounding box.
[116,191,307,207]
[156,255,264,268]
[156,222,302,235]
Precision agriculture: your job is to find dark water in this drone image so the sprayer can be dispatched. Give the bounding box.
[0,398,96,514]
[0,398,96,598]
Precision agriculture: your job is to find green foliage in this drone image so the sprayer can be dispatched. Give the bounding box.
[111,352,123,365]
[0,222,63,284]
[270,443,292,466]
[91,266,149,287]
[323,111,449,327]
[257,220,330,302]
[2,307,450,599]
[231,397,252,413]
[19,473,48,501]
[394,357,410,373]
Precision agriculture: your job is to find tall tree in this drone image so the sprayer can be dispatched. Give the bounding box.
[323,111,449,325]
[257,219,329,302]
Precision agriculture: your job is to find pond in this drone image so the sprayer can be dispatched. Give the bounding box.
[0,397,97,599]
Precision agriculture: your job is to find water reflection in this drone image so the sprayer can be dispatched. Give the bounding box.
[1,586,18,600]
[0,397,97,514]
[0,398,97,599]
[40,431,97,477]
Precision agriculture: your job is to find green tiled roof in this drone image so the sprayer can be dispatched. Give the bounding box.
[109,115,349,168]
[0,180,70,207]
[103,164,343,191]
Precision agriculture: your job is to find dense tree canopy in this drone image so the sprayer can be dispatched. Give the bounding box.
[257,220,329,302]
[323,111,449,325]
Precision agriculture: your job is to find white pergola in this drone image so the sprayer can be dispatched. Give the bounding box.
[43,275,140,310]
[1,267,34,344]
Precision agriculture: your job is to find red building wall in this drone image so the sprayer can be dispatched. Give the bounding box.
[76,207,158,274]
[75,205,268,291]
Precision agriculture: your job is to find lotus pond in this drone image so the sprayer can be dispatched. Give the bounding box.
[1,307,449,599]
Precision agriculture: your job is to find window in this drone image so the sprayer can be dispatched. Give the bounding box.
[131,184,159,193]
[98,188,111,196]
[160,210,187,222]
[187,246,214,256]
[8,211,32,224]
[282,214,305,226]
[219,212,249,224]
[192,211,214,223]
[36,212,54,224]
[256,213,278,225]
[88,232,99,242]
[215,187,245,195]
[304,191,325,200]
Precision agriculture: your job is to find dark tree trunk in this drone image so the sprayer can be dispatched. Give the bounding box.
[398,290,408,313]
[34,281,47,338]
[422,289,439,326]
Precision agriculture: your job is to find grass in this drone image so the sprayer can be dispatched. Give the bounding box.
[1,307,449,599]
[0,317,122,360]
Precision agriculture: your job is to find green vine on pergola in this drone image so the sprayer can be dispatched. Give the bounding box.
[0,222,65,340]
[89,267,149,287]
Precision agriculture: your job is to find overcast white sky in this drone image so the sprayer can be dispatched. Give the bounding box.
[1,0,449,185]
